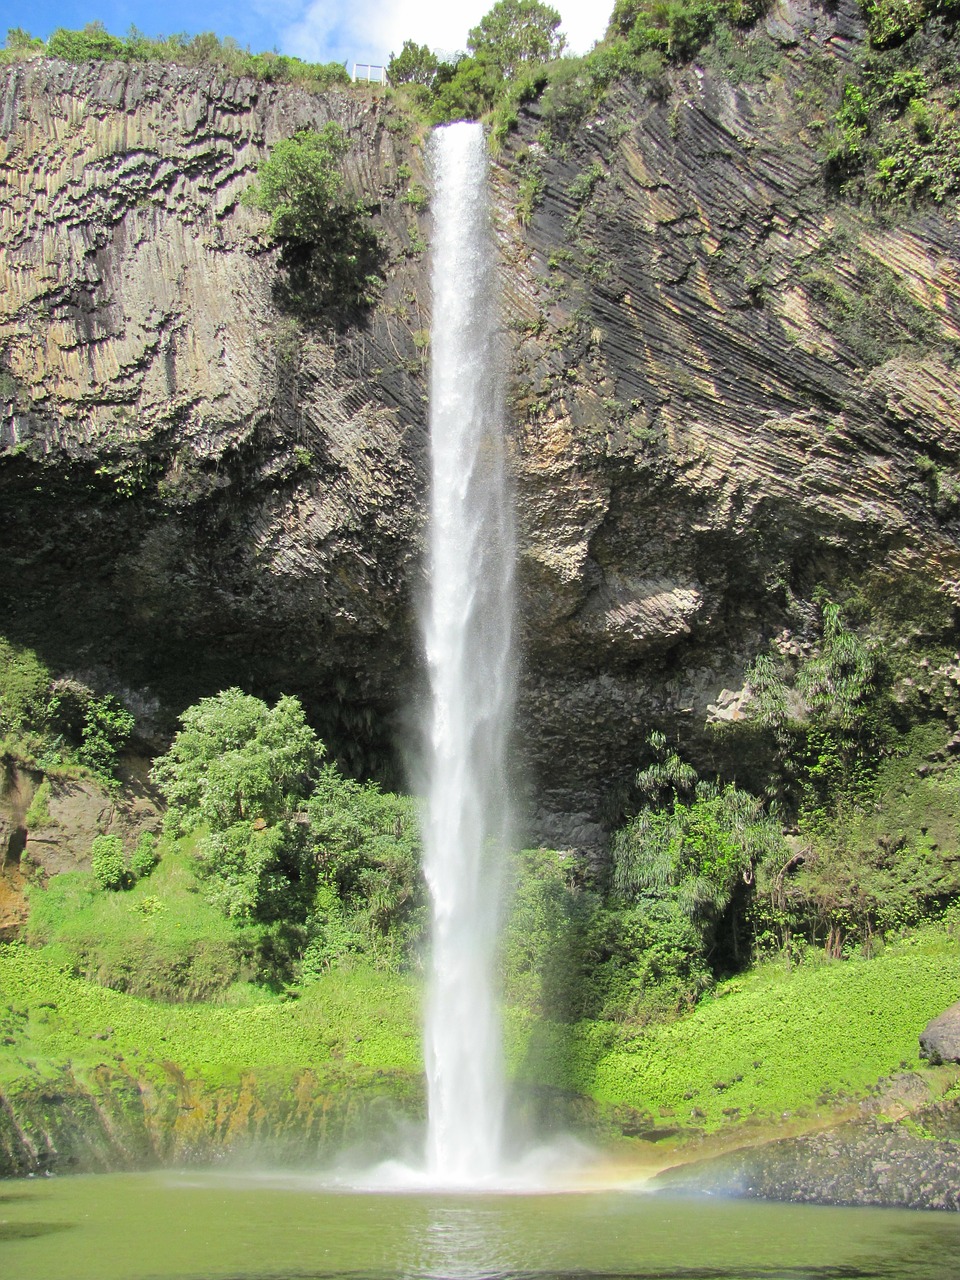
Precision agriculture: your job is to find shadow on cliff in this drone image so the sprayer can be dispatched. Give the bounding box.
[272,214,387,331]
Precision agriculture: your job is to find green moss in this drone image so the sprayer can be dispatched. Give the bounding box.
[23,780,51,830]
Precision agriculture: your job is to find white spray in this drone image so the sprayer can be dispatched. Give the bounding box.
[420,120,515,1187]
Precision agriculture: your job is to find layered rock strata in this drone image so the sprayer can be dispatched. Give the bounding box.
[2,0,960,844]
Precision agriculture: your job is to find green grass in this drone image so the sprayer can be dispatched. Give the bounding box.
[5,875,960,1143]
[509,927,960,1132]
[0,944,421,1092]
[25,840,252,1002]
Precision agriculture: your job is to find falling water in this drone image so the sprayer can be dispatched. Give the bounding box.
[420,120,515,1187]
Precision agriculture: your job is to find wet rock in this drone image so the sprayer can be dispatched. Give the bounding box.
[653,1106,960,1210]
[920,1003,960,1065]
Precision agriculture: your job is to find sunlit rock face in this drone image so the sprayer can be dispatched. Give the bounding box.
[0,59,432,776]
[3,0,960,846]
[494,0,960,836]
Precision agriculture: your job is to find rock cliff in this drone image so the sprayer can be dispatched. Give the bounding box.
[2,0,959,847]
[0,58,432,777]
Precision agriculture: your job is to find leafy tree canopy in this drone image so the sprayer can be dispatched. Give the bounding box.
[467,0,567,78]
[243,125,382,314]
[151,687,322,833]
[387,39,441,86]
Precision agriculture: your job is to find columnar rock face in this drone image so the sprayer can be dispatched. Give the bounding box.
[0,58,431,776]
[2,0,960,846]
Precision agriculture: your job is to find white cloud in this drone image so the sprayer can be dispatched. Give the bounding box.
[281,0,608,70]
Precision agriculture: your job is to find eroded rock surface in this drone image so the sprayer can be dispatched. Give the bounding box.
[0,59,431,777]
[3,5,960,843]
[652,1105,960,1210]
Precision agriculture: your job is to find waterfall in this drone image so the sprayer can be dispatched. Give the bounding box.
[420,120,515,1186]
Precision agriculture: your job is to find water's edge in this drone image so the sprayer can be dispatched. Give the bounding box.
[4,1064,960,1211]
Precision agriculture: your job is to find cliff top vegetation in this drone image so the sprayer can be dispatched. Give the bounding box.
[0,22,351,91]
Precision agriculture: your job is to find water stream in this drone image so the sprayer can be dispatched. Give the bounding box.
[420,120,515,1187]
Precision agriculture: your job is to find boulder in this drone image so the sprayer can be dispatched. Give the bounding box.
[920,1003,960,1065]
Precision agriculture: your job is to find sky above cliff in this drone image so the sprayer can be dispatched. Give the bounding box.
[6,0,609,68]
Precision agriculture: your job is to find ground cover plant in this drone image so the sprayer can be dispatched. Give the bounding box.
[508,923,960,1130]
[0,943,420,1091]
[2,919,956,1139]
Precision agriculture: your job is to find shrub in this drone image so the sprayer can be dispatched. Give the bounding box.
[91,834,127,891]
[307,767,425,968]
[131,831,159,880]
[48,22,126,61]
[612,732,787,970]
[27,23,350,90]
[429,53,507,122]
[76,696,135,785]
[243,126,382,316]
[149,687,427,980]
[823,26,960,204]
[5,27,39,50]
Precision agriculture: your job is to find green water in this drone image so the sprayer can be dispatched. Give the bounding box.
[1,1171,959,1280]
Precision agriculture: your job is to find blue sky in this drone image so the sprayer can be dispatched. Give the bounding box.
[4,0,610,73]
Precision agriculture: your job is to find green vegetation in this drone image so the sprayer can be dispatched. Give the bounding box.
[90,835,127,891]
[614,734,787,962]
[142,688,425,986]
[467,0,567,78]
[823,15,960,204]
[23,780,51,830]
[382,0,780,169]
[26,841,258,1002]
[0,635,134,787]
[861,0,960,47]
[0,943,420,1090]
[4,632,959,1145]
[3,919,955,1138]
[490,588,960,1047]
[511,925,960,1130]
[243,126,383,317]
[803,236,943,365]
[2,22,350,92]
[387,41,441,88]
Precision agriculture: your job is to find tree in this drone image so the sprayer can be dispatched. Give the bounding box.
[305,766,424,967]
[243,125,382,315]
[151,688,321,833]
[151,690,324,928]
[387,39,440,86]
[467,0,566,79]
[613,733,787,964]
